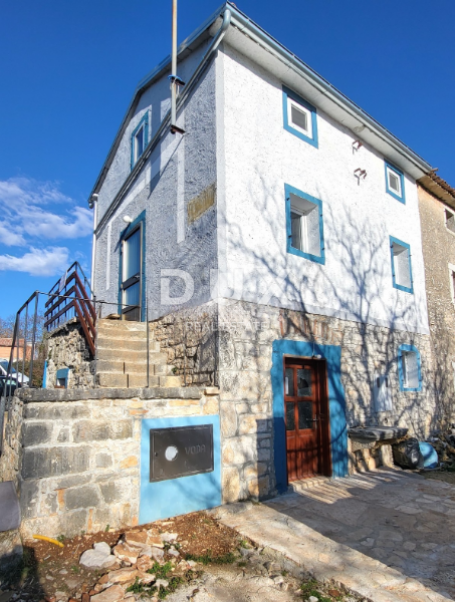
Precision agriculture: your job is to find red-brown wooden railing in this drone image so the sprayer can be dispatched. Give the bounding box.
[44,262,96,355]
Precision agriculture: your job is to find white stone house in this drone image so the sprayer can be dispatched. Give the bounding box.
[89,3,436,500]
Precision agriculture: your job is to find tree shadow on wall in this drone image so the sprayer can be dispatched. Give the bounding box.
[217,170,437,447]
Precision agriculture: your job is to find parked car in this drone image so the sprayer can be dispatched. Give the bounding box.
[0,359,29,384]
[0,375,20,398]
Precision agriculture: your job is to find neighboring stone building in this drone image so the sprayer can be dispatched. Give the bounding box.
[418,172,455,429]
[87,2,438,502]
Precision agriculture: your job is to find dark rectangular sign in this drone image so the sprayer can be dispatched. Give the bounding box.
[150,424,214,482]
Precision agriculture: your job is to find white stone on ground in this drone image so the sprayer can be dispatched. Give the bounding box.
[80,541,118,569]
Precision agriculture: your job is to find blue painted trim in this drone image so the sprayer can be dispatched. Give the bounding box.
[130,112,150,170]
[384,160,405,204]
[389,235,413,294]
[56,368,69,388]
[285,183,325,265]
[282,86,318,148]
[118,210,147,321]
[397,344,422,392]
[42,360,48,389]
[140,415,221,524]
[270,339,348,494]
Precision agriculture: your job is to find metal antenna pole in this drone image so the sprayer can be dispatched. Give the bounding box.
[171,0,177,127]
[170,0,185,134]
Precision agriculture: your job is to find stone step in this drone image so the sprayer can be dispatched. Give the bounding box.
[96,330,149,342]
[97,319,147,332]
[96,337,160,352]
[96,359,174,376]
[97,372,183,388]
[96,349,168,364]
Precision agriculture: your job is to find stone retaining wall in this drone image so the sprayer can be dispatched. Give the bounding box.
[46,318,95,389]
[4,386,218,540]
[150,302,217,387]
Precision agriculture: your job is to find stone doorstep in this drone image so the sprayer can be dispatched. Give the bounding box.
[288,476,329,493]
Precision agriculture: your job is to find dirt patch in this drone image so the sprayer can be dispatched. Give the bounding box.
[0,513,244,601]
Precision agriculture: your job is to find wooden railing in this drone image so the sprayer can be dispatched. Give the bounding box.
[44,262,96,355]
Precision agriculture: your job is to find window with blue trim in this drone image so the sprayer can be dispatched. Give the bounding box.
[390,236,413,293]
[398,345,422,392]
[285,184,325,264]
[55,368,69,389]
[131,114,149,169]
[283,87,318,148]
[385,161,405,203]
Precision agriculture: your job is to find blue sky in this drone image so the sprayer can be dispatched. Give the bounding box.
[0,0,454,317]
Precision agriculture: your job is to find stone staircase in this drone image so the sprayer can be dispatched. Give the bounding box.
[95,319,182,388]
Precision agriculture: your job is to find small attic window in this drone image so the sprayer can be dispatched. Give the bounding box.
[445,208,455,234]
[131,113,149,169]
[385,161,405,203]
[283,86,318,148]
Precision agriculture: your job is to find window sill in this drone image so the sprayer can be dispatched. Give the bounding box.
[287,244,325,265]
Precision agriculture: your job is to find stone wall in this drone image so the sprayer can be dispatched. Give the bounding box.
[46,318,95,389]
[12,386,218,540]
[216,298,436,500]
[150,302,218,387]
[418,185,455,429]
[0,397,24,572]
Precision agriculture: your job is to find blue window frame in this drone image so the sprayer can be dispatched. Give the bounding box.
[282,86,318,148]
[390,236,413,294]
[385,161,405,203]
[131,113,149,169]
[285,184,325,265]
[398,344,422,392]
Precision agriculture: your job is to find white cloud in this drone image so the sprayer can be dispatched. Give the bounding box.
[0,177,92,246]
[0,223,26,246]
[22,206,93,240]
[0,247,69,277]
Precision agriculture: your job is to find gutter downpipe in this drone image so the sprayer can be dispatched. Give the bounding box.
[89,194,98,299]
[228,11,432,175]
[95,8,232,236]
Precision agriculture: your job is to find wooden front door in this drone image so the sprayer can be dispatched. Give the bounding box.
[284,357,331,481]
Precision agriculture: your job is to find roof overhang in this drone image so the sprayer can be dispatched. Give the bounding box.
[418,172,455,210]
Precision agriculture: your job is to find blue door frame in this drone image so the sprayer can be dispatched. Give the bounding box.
[271,339,348,493]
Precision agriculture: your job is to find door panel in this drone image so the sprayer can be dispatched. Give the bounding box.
[121,227,142,321]
[284,358,331,481]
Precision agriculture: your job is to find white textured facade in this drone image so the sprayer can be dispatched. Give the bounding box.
[217,45,429,335]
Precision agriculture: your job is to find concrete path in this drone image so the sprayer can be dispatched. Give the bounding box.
[215,469,455,602]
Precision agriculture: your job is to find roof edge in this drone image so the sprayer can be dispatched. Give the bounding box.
[87,2,227,204]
